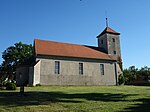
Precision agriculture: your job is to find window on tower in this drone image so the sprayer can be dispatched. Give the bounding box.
[101,40,103,44]
[112,38,115,42]
[114,51,116,54]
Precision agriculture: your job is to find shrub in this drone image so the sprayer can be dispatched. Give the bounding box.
[6,82,16,90]
[36,83,41,86]
[118,74,125,85]
[0,83,2,87]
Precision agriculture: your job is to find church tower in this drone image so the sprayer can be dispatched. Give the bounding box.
[97,20,123,83]
[97,25,121,58]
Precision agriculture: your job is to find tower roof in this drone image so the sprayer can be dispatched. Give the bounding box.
[97,27,120,37]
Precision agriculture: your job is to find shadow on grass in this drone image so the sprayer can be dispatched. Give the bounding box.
[0,91,136,107]
[121,98,150,112]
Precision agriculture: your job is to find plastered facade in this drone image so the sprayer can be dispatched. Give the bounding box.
[34,56,119,86]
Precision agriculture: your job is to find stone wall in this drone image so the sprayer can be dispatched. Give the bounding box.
[32,60,41,86]
[35,56,118,85]
[98,33,121,57]
[107,34,121,56]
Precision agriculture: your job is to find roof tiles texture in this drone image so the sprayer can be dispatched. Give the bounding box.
[35,39,116,61]
[97,27,120,37]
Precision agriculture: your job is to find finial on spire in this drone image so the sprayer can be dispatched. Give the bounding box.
[106,17,108,27]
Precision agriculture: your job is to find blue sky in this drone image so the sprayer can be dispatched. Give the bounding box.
[0,0,150,68]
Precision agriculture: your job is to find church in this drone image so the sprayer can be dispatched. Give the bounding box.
[16,25,122,86]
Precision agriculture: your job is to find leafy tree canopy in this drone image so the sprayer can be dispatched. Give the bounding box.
[0,42,33,80]
[123,66,150,85]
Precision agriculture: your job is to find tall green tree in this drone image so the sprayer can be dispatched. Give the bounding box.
[123,66,138,84]
[123,66,150,85]
[138,66,150,81]
[0,42,33,80]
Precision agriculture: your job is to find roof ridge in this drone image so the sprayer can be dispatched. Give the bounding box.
[106,27,119,33]
[35,38,86,47]
[97,27,120,37]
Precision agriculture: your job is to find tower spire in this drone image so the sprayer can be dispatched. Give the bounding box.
[105,11,108,27]
[106,17,108,27]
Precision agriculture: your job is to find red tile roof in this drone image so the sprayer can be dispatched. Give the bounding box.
[34,39,116,61]
[97,27,120,37]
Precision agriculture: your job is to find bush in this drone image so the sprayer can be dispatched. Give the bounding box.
[118,74,125,85]
[36,83,41,86]
[6,82,16,90]
[0,83,2,87]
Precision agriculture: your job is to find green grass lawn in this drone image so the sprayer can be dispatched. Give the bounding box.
[0,86,150,112]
